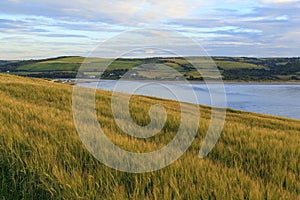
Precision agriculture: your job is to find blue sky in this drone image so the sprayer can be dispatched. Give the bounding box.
[0,0,299,59]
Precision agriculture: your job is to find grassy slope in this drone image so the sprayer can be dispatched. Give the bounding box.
[17,57,142,72]
[161,58,266,70]
[0,74,299,199]
[214,61,266,70]
[17,57,85,72]
[15,56,267,72]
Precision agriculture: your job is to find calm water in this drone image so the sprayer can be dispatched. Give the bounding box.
[77,80,300,120]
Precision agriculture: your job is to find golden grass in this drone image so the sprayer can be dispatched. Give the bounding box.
[0,74,299,199]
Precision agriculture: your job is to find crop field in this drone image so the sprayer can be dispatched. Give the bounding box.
[0,74,299,199]
[214,61,266,70]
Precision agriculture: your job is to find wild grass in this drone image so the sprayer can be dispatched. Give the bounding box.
[0,74,299,199]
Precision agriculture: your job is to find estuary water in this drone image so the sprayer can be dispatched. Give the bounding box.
[77,80,300,120]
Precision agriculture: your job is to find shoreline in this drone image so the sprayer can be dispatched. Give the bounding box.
[57,78,300,85]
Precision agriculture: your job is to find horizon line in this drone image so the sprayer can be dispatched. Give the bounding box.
[2,55,300,61]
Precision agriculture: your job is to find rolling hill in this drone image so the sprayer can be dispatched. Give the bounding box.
[1,56,300,81]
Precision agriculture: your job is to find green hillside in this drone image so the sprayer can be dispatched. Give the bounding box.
[1,56,300,81]
[0,74,299,199]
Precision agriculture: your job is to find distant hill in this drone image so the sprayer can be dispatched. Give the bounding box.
[0,60,16,66]
[1,56,300,81]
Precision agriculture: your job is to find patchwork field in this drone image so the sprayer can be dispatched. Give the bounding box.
[1,56,300,80]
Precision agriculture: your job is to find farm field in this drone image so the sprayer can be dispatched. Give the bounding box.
[1,56,300,81]
[0,74,299,199]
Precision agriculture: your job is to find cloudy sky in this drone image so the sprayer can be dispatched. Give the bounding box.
[0,0,299,59]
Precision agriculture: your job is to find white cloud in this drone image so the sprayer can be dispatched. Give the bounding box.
[260,0,299,3]
[146,49,155,54]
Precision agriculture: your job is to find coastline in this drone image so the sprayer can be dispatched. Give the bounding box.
[57,78,300,85]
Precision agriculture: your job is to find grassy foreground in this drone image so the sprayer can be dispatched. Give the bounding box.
[0,74,299,199]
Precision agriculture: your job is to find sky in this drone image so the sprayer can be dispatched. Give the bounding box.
[0,0,300,59]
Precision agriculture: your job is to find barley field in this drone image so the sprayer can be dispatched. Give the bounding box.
[0,74,299,199]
